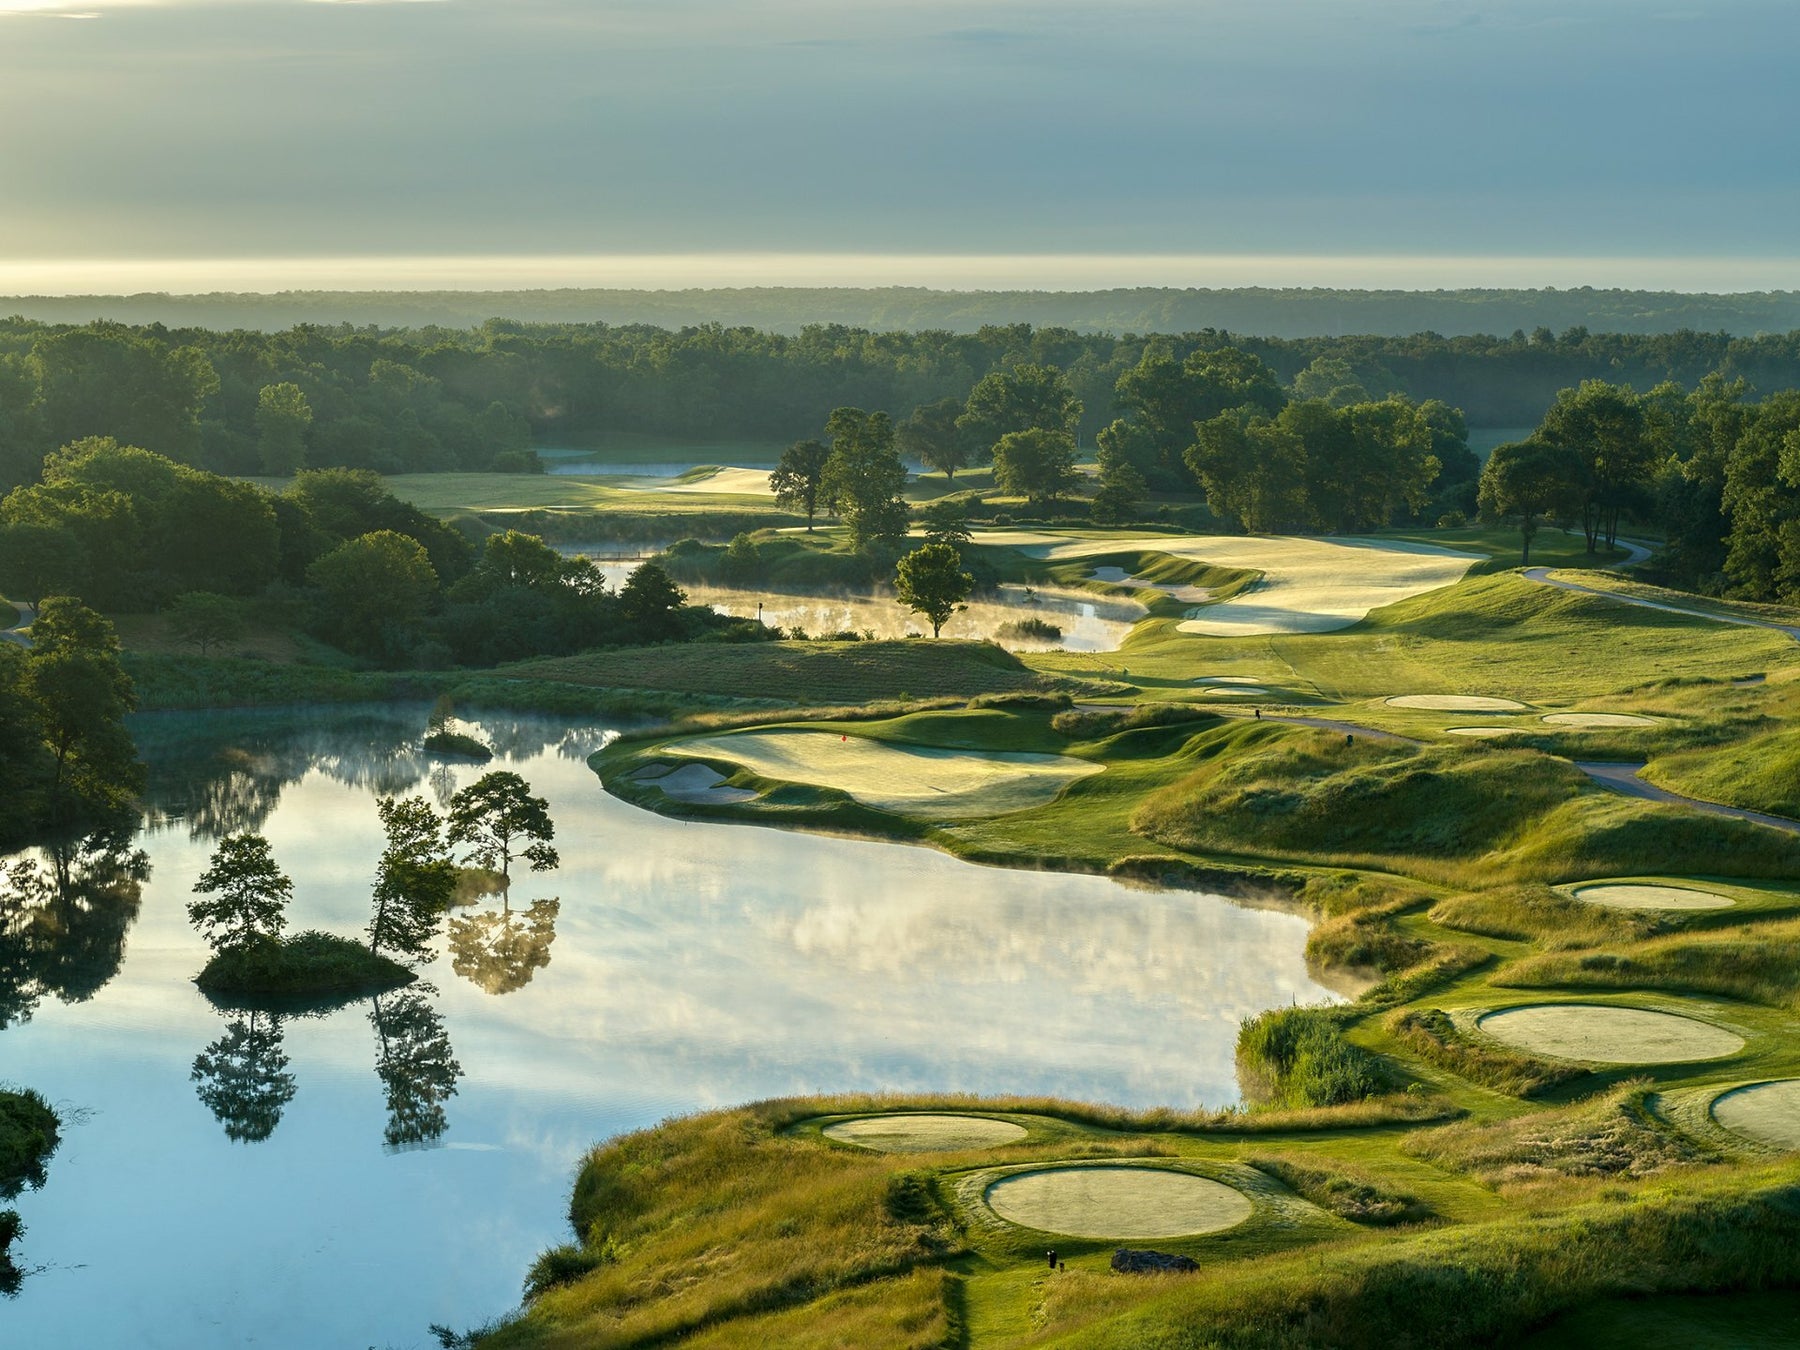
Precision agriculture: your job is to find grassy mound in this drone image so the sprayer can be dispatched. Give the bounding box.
[1132,724,1584,873]
[1430,883,1666,948]
[1245,1155,1429,1226]
[0,1088,58,1199]
[1497,923,1800,1010]
[195,931,415,1004]
[507,639,1046,705]
[1646,726,1800,819]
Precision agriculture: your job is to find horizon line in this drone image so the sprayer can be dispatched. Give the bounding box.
[7,253,1800,297]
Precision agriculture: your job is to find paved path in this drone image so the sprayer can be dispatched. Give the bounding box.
[1575,760,1800,835]
[1524,567,1800,641]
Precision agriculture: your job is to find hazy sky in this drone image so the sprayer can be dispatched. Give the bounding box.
[2,0,1797,284]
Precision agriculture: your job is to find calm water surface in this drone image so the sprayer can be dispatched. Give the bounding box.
[2,706,1334,1348]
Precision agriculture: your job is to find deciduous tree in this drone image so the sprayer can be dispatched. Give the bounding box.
[894,542,973,638]
[188,834,291,955]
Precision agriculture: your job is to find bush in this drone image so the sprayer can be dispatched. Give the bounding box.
[1237,1006,1388,1109]
[424,730,494,761]
[996,616,1063,641]
[195,930,416,1004]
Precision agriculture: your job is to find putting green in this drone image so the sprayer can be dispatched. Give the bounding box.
[1477,1004,1745,1064]
[1571,882,1734,911]
[1445,726,1525,738]
[985,1165,1253,1239]
[1540,712,1660,727]
[1386,694,1530,712]
[822,1114,1028,1153]
[1712,1080,1800,1150]
[667,730,1102,819]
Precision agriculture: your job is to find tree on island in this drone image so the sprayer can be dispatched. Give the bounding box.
[191,1009,296,1143]
[769,439,830,530]
[1478,439,1585,566]
[188,833,291,954]
[368,796,457,964]
[447,772,558,883]
[894,543,974,639]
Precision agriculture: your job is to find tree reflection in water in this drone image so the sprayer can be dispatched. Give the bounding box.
[370,986,463,1151]
[0,832,148,1030]
[448,896,560,995]
[190,1009,296,1144]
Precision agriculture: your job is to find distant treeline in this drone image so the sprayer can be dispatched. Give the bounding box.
[12,285,1800,339]
[11,317,1800,485]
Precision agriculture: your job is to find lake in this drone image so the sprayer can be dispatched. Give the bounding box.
[1,705,1336,1348]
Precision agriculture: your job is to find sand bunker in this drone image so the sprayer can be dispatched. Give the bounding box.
[971,532,1478,637]
[1478,1004,1745,1064]
[1386,695,1530,712]
[667,729,1102,819]
[1571,883,1734,912]
[1197,675,1265,686]
[616,466,775,496]
[1445,726,1525,738]
[822,1114,1028,1153]
[1712,1080,1800,1150]
[1197,686,1270,697]
[637,763,758,805]
[1540,712,1660,728]
[985,1165,1253,1239]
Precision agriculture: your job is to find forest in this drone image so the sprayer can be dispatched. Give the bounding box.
[15,318,1800,492]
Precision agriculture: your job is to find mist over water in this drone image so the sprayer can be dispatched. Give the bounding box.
[2,705,1335,1348]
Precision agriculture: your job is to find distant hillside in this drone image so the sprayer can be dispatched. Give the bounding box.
[7,286,1800,338]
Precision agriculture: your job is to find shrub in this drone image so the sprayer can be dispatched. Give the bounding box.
[1237,1006,1388,1109]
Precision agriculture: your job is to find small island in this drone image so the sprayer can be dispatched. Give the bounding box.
[194,930,415,1003]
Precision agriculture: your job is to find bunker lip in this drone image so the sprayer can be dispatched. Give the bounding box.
[983,1164,1254,1240]
[1386,694,1530,712]
[1476,1003,1746,1065]
[819,1113,1029,1153]
[1712,1080,1800,1151]
[1570,882,1734,911]
[1540,712,1661,728]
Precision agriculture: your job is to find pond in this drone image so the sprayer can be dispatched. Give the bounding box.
[1,706,1336,1348]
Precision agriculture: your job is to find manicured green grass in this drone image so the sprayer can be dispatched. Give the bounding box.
[194,931,415,1006]
[510,639,1055,705]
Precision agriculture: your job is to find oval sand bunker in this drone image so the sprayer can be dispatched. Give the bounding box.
[985,1165,1252,1239]
[1386,694,1529,712]
[1541,712,1660,728]
[1445,726,1524,738]
[1713,1080,1800,1151]
[822,1114,1027,1153]
[1572,883,1733,912]
[1478,1004,1744,1064]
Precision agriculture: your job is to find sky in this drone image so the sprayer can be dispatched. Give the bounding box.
[1,0,1797,290]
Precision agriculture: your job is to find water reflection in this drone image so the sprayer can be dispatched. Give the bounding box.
[448,897,560,995]
[371,987,463,1151]
[0,705,1338,1349]
[191,1009,296,1144]
[0,834,148,1030]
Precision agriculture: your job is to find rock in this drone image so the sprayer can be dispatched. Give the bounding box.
[1111,1248,1199,1275]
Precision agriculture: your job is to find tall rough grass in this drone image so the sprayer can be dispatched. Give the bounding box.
[1236,1007,1389,1110]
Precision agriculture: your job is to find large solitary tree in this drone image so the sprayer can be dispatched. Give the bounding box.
[769,439,831,529]
[894,543,974,638]
[188,833,292,954]
[820,408,908,552]
[447,772,558,882]
[896,397,976,481]
[1478,439,1585,565]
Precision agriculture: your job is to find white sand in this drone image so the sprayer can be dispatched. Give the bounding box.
[1571,883,1734,912]
[985,1165,1253,1239]
[641,763,758,805]
[1197,675,1265,686]
[1712,1080,1800,1150]
[1540,712,1661,728]
[667,729,1102,819]
[1477,1004,1745,1064]
[822,1114,1028,1153]
[1445,726,1525,738]
[616,466,775,496]
[1196,686,1270,697]
[1386,695,1530,712]
[969,531,1479,637]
